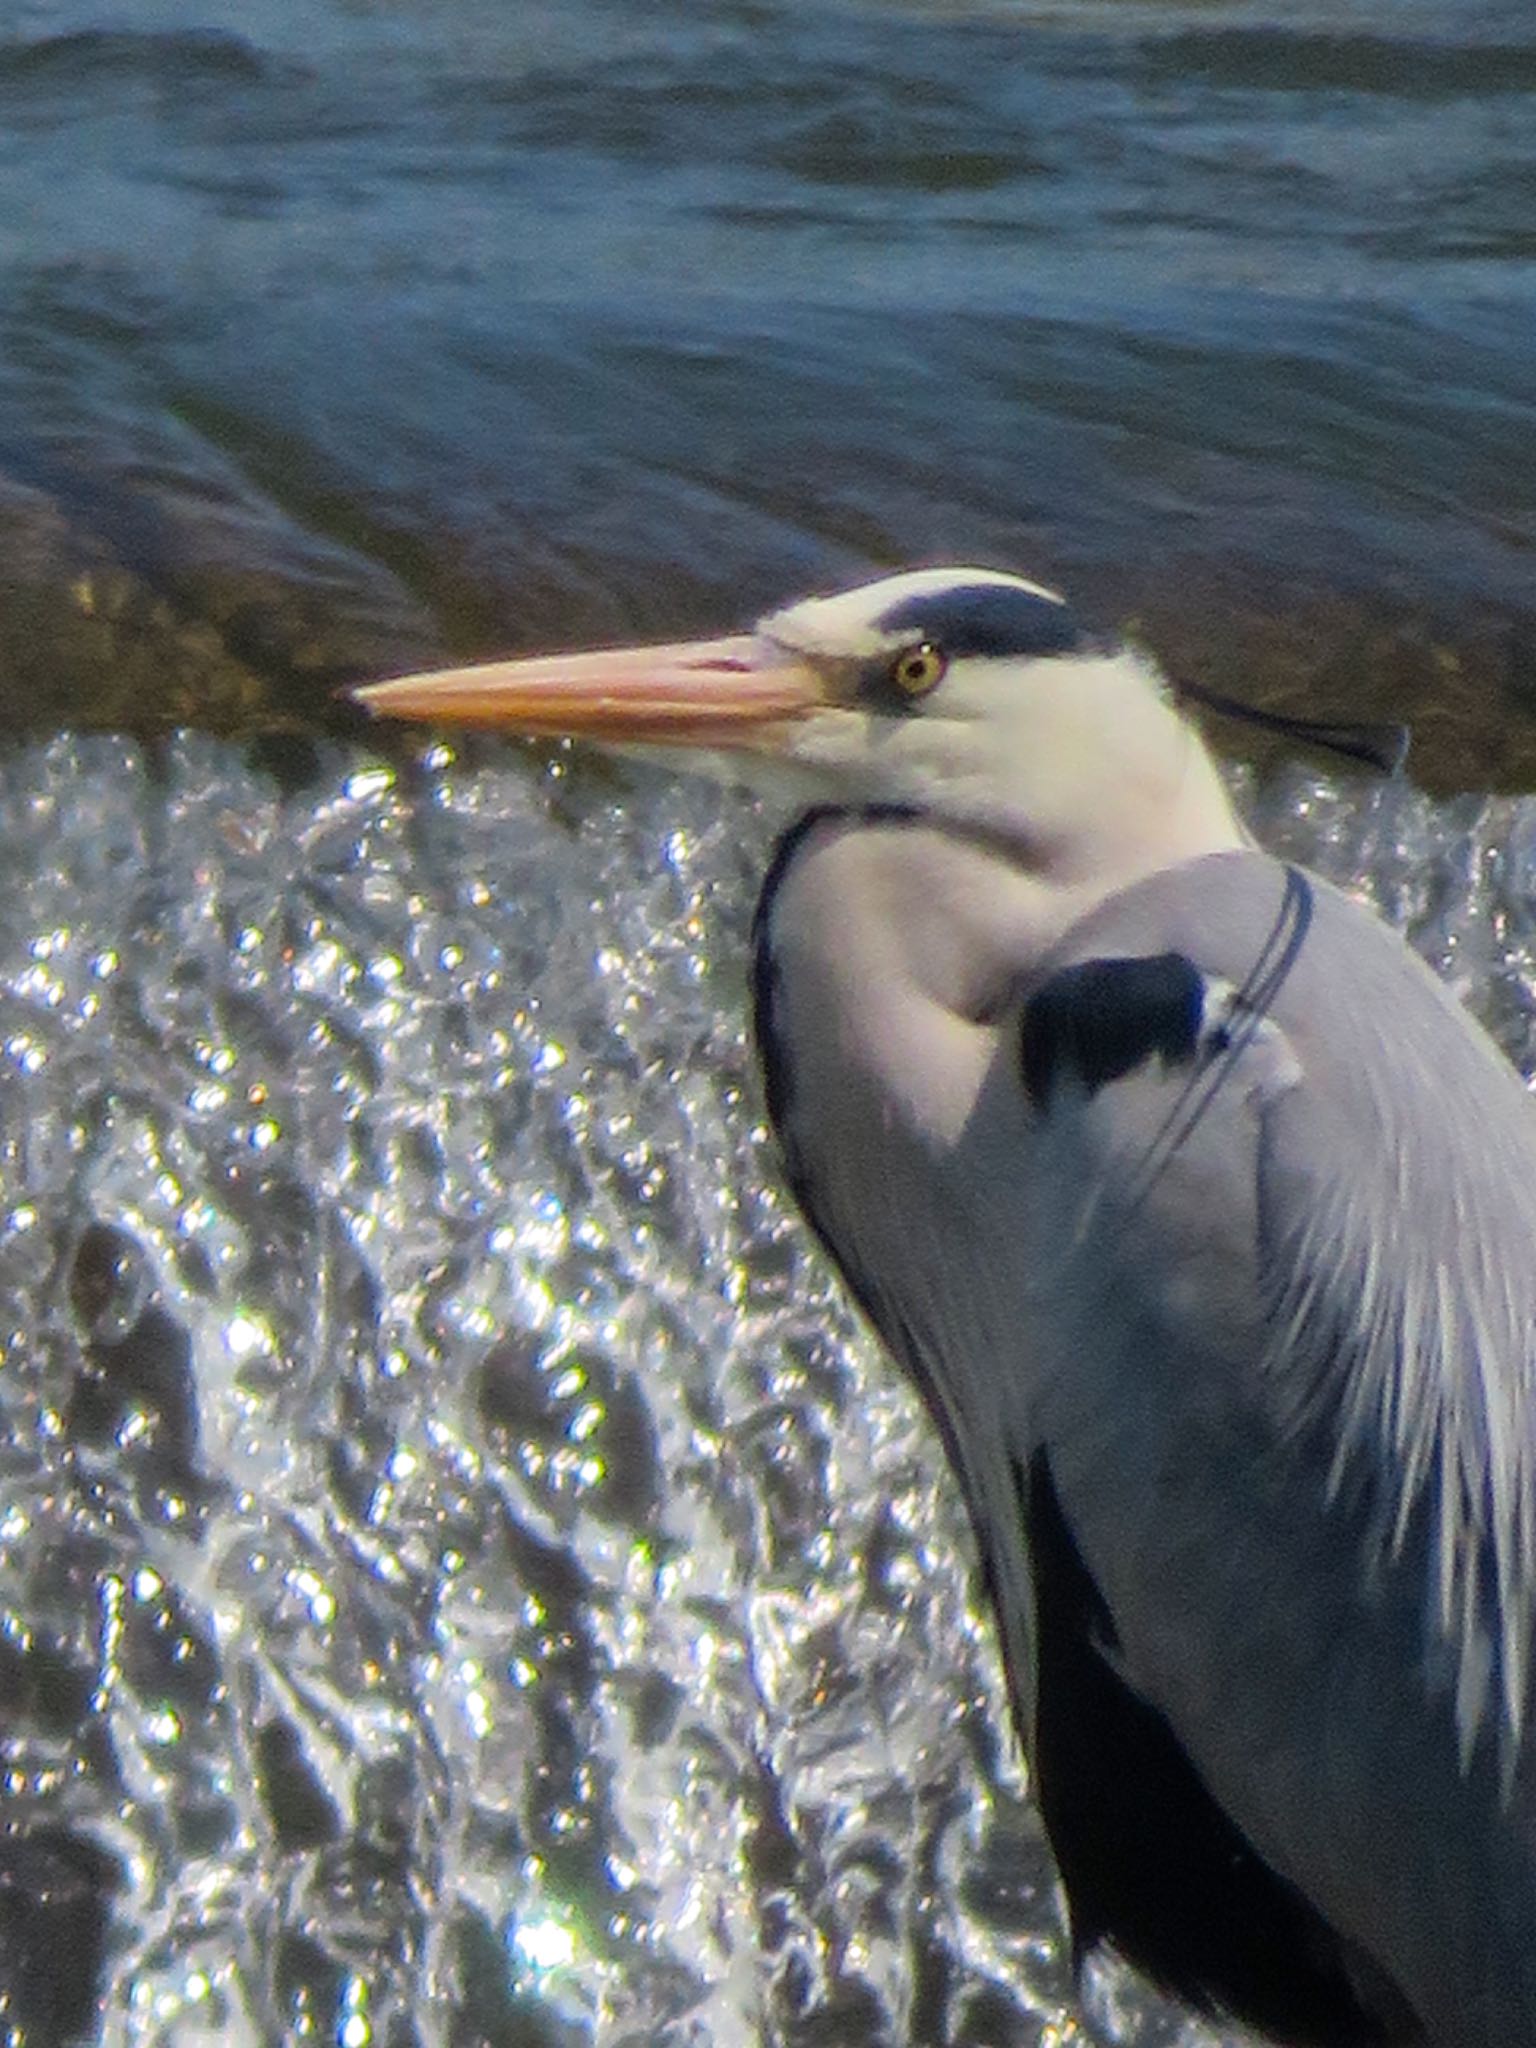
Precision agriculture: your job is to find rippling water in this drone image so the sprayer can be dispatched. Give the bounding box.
[2,0,1536,2040]
[0,0,1533,769]
[0,730,1530,2048]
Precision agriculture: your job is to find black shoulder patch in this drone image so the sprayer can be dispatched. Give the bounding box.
[1021,1452,1421,2047]
[875,581,1090,660]
[1021,952,1205,1109]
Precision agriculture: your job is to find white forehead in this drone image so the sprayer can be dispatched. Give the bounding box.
[758,566,1066,660]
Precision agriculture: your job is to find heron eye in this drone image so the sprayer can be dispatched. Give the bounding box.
[890,643,947,697]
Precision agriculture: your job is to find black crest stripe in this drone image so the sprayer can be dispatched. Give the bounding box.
[875,582,1092,660]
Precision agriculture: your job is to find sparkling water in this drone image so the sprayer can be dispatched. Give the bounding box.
[0,733,1529,2046]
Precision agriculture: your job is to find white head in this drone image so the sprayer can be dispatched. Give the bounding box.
[357,566,1246,887]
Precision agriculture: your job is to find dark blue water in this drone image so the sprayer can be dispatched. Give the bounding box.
[0,0,1534,775]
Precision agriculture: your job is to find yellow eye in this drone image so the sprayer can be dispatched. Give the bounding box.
[890,643,947,697]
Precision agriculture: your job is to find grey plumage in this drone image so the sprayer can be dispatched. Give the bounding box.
[359,566,1536,2045]
[758,821,1536,2041]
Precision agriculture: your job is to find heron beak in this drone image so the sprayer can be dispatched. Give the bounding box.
[353,633,829,751]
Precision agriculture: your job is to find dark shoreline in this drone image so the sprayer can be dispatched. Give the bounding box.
[3,483,1530,795]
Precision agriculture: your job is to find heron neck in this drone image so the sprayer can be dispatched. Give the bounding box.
[756,799,1242,1153]
[837,817,1172,1024]
[929,683,1249,896]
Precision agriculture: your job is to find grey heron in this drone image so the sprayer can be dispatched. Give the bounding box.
[358,566,1536,2047]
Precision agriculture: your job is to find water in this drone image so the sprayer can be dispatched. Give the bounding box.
[1,0,1535,2040]
[0,730,1533,2048]
[0,732,1060,2048]
[0,0,1532,771]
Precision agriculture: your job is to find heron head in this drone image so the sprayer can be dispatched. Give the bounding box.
[356,566,1242,864]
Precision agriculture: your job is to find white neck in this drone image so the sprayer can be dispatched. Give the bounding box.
[762,662,1247,1147]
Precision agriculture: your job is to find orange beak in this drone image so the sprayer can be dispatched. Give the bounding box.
[354,632,829,749]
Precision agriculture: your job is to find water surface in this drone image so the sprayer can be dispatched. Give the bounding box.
[0,0,1533,778]
[4,730,1535,2048]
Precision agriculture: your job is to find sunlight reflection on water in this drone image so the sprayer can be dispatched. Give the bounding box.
[0,732,1528,2044]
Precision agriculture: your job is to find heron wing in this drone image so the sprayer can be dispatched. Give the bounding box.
[1008,851,1536,1762]
[1019,1441,1418,2044]
[981,850,1536,2031]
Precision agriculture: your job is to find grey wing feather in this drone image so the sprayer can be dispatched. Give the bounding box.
[1020,851,1536,1773]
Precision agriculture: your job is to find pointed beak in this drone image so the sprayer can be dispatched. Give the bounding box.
[353,632,830,750]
